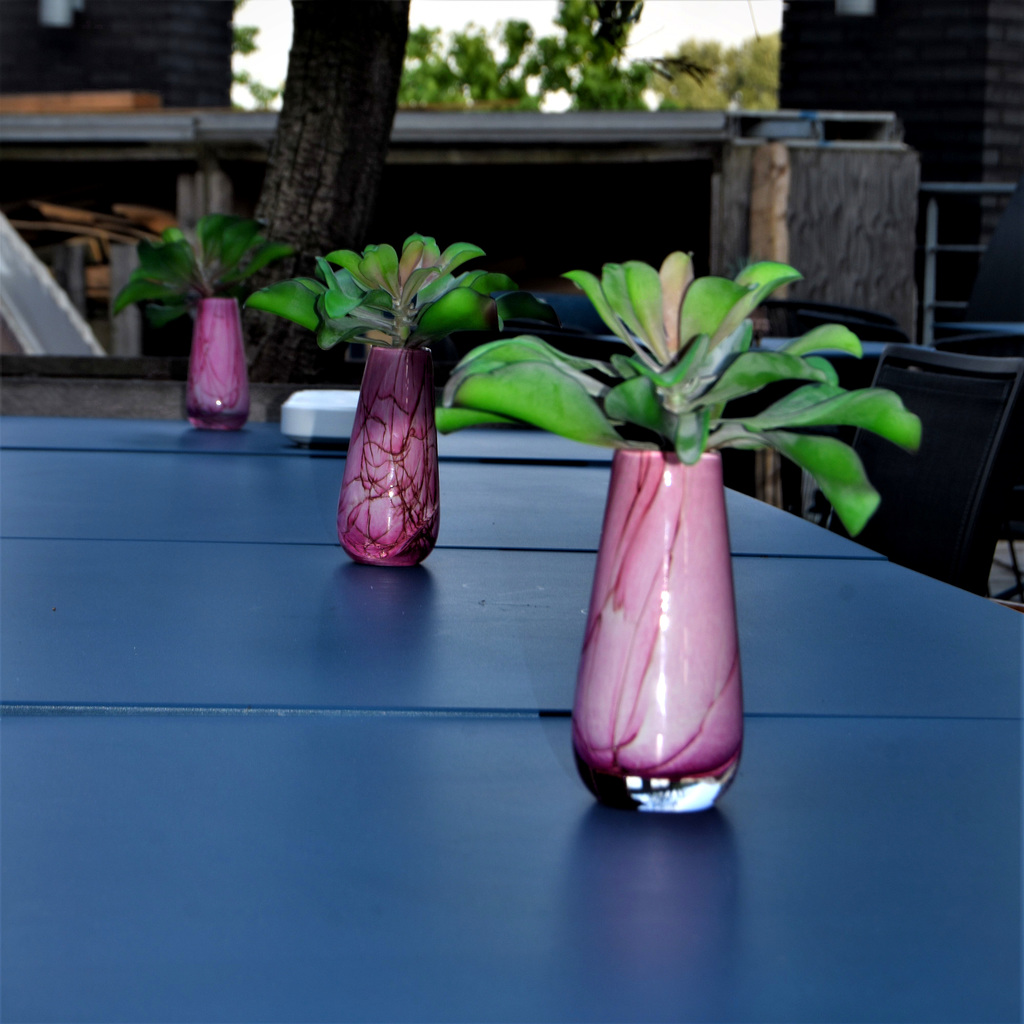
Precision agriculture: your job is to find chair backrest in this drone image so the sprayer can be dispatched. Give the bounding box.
[963,174,1023,324]
[934,334,1024,359]
[762,299,911,345]
[831,344,1024,594]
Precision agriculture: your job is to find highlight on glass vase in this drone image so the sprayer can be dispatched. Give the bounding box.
[112,213,294,431]
[438,251,922,810]
[246,234,558,565]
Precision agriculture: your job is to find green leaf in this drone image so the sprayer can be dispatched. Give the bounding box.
[322,289,365,320]
[604,375,665,434]
[417,272,456,305]
[195,213,234,262]
[324,248,368,286]
[435,407,518,432]
[245,279,321,331]
[782,323,863,359]
[112,279,188,315]
[678,276,748,346]
[316,257,345,293]
[360,288,394,313]
[403,233,440,265]
[693,350,831,407]
[674,408,711,464]
[359,244,401,295]
[610,353,642,379]
[689,321,753,389]
[494,291,559,326]
[740,386,922,450]
[734,261,802,291]
[438,241,485,276]
[563,269,633,347]
[624,260,668,363]
[462,271,518,296]
[762,430,881,537]
[135,238,196,288]
[219,240,294,284]
[600,263,648,348]
[443,361,626,447]
[453,335,607,381]
[413,288,498,340]
[399,236,427,283]
[659,251,694,355]
[144,301,190,327]
[218,218,264,274]
[712,262,803,345]
[804,355,840,385]
[403,265,444,301]
[315,315,371,351]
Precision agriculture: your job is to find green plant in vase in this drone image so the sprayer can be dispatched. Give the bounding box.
[246,233,557,566]
[112,214,294,430]
[438,253,922,812]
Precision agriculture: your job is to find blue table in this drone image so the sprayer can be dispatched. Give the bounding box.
[2,417,1021,1024]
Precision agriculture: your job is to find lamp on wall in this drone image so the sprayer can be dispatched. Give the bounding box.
[835,0,876,14]
[38,0,85,28]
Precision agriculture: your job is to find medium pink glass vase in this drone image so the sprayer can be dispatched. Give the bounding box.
[186,297,250,430]
[337,346,440,567]
[573,450,744,812]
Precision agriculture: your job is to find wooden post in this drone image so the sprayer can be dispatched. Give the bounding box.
[749,142,791,275]
[52,242,87,316]
[109,244,142,357]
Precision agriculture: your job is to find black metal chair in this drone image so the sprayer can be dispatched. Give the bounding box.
[934,173,1023,342]
[762,299,911,346]
[829,344,1024,596]
[932,335,1024,600]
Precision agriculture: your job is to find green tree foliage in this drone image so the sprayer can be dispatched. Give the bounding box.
[232,0,284,111]
[399,22,539,109]
[655,34,780,111]
[398,0,650,111]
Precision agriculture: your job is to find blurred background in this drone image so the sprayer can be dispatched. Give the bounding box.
[0,0,1020,363]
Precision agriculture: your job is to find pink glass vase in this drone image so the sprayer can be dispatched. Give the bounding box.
[186,297,250,430]
[337,346,440,567]
[573,450,744,812]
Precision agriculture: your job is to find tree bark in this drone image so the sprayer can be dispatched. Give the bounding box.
[247,0,410,383]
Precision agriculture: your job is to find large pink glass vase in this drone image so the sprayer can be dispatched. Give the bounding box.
[573,450,744,812]
[337,346,439,567]
[186,297,249,430]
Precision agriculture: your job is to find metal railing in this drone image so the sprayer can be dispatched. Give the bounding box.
[920,181,1017,346]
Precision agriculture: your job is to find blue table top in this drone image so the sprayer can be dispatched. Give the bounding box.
[0,414,614,462]
[2,415,1021,1024]
[0,446,883,558]
[2,713,1018,1024]
[3,540,1019,718]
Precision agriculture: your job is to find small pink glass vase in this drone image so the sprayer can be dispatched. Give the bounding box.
[573,449,744,812]
[186,297,250,430]
[337,346,440,567]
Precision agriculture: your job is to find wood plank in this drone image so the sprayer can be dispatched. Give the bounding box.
[112,204,178,235]
[0,91,162,114]
[749,142,791,272]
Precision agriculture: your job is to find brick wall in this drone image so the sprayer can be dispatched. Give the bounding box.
[0,0,233,108]
[779,0,1023,185]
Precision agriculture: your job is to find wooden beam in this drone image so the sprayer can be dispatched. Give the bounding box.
[0,91,162,115]
[749,142,791,272]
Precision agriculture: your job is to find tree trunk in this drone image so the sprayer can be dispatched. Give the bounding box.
[247,0,410,383]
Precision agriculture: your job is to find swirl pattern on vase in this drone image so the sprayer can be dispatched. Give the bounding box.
[337,346,440,566]
[573,450,743,782]
[186,298,249,430]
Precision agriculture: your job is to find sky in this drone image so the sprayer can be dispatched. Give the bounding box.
[232,0,784,109]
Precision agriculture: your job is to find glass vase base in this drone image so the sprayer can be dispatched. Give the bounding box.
[574,747,740,813]
[187,410,248,431]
